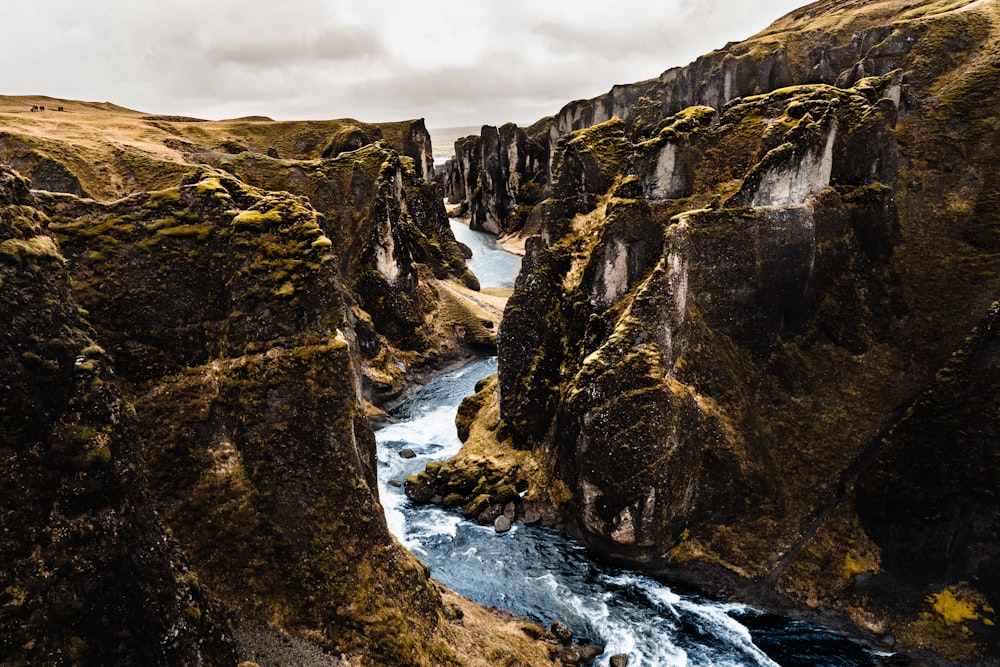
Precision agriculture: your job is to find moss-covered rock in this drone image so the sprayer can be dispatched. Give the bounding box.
[0,165,235,666]
[30,166,463,664]
[485,5,1000,660]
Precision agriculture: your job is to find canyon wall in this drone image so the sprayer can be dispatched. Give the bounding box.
[435,0,1000,662]
[440,0,945,241]
[0,166,236,665]
[0,107,546,665]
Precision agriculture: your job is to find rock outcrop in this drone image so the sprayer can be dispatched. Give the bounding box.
[438,0,962,243]
[35,154,488,663]
[444,120,549,236]
[191,142,486,404]
[0,166,235,665]
[435,0,1000,662]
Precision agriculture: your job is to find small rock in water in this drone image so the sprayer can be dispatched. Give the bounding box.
[523,508,541,525]
[576,644,603,662]
[399,448,416,459]
[404,473,437,503]
[550,621,572,645]
[387,479,402,488]
[610,654,629,667]
[493,515,511,533]
[559,645,580,664]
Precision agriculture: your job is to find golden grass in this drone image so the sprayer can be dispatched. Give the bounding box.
[436,588,557,666]
[0,94,421,200]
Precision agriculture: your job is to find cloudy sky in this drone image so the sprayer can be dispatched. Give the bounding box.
[4,0,806,129]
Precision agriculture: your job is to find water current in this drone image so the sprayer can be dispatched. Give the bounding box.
[374,220,881,666]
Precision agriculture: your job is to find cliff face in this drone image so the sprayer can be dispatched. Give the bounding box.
[1,102,543,664]
[444,120,550,235]
[457,0,999,661]
[190,143,485,404]
[439,0,982,244]
[0,166,235,665]
[37,157,477,663]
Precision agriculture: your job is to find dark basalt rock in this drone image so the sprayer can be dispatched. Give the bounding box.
[405,456,531,528]
[444,119,549,236]
[34,158,473,664]
[0,165,235,666]
[494,515,512,533]
[550,621,573,645]
[483,2,1000,660]
[856,302,1000,657]
[436,0,925,244]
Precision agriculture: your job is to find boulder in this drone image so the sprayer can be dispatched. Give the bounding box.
[404,473,438,504]
[576,643,603,663]
[550,621,573,645]
[494,515,512,533]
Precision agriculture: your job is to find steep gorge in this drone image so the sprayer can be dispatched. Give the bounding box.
[0,107,546,666]
[433,0,1000,663]
[4,0,1000,664]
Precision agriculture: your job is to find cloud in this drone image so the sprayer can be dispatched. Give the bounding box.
[530,20,676,60]
[203,26,385,68]
[0,0,811,127]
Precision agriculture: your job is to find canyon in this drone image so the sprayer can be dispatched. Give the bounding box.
[2,0,999,664]
[432,0,1000,663]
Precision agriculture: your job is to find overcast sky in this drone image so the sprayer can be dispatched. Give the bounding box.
[4,0,807,129]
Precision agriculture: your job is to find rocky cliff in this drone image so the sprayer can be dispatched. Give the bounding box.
[0,103,550,665]
[440,0,991,247]
[0,166,235,665]
[444,119,550,235]
[429,0,1000,662]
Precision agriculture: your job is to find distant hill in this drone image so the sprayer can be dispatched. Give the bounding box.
[0,94,435,199]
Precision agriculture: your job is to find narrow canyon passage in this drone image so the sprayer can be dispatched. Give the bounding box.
[373,222,880,667]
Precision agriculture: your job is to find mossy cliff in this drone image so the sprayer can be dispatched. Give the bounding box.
[192,142,486,404]
[432,1,1000,663]
[439,0,995,248]
[1,111,542,662]
[444,119,551,235]
[0,166,235,665]
[29,164,506,664]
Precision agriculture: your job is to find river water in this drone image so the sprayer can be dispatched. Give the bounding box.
[449,218,521,288]
[374,221,880,666]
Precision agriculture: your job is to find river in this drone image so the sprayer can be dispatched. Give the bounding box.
[374,220,881,666]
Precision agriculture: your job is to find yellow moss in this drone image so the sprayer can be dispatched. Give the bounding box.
[146,188,181,205]
[310,235,333,249]
[231,208,283,229]
[274,281,295,297]
[195,176,228,195]
[0,236,65,264]
[843,550,877,577]
[927,589,980,625]
[548,478,573,507]
[153,223,215,241]
[80,343,105,357]
[181,601,202,623]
